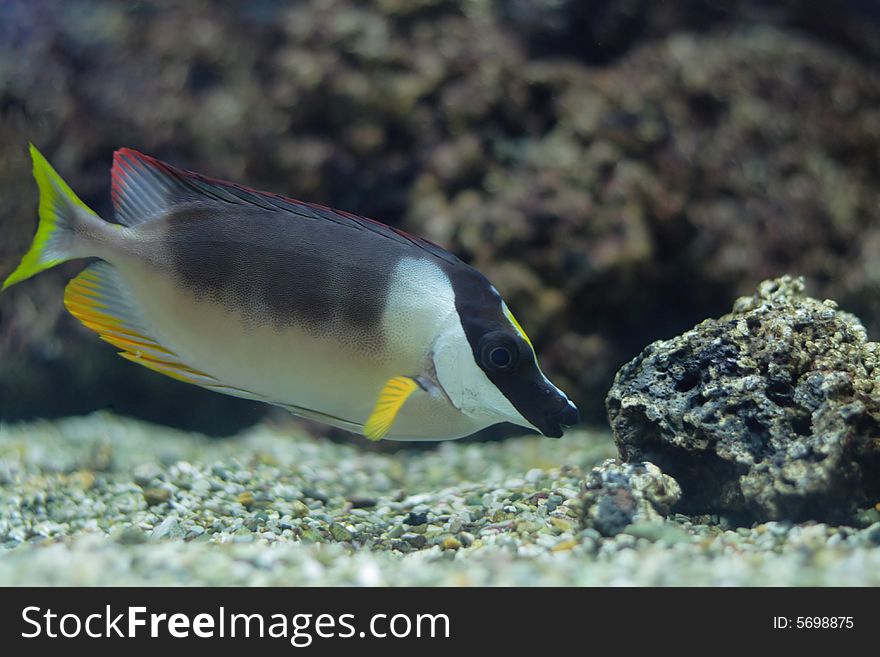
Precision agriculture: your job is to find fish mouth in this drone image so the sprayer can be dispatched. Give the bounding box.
[538,400,580,438]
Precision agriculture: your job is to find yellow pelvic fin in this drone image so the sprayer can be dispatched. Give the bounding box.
[364,376,420,441]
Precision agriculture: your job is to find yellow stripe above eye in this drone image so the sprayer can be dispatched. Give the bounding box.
[502,303,533,349]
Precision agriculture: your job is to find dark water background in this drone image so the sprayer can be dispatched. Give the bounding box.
[0,0,878,439]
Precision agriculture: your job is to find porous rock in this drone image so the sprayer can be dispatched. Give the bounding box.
[580,459,681,536]
[607,276,880,522]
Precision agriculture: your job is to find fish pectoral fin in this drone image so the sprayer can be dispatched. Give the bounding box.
[364,376,421,441]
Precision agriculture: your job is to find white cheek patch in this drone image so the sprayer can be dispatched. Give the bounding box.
[464,366,530,427]
[432,312,535,430]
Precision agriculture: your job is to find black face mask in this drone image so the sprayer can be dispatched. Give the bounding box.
[451,268,579,437]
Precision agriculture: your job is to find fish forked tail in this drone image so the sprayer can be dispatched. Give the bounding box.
[2,144,105,291]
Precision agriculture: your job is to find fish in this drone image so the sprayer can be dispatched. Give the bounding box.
[2,145,579,441]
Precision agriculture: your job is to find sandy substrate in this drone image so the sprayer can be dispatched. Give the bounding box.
[0,413,878,586]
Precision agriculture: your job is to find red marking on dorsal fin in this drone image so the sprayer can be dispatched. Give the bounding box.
[110,148,196,226]
[108,148,462,265]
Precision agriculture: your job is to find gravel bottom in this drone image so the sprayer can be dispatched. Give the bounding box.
[1,413,879,586]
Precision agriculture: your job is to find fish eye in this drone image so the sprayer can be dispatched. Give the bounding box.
[489,346,511,368]
[478,331,520,373]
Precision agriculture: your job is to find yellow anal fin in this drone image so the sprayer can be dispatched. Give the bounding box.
[64,262,220,387]
[364,376,420,441]
[117,351,213,386]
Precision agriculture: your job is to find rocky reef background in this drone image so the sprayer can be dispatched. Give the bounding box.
[1,0,879,435]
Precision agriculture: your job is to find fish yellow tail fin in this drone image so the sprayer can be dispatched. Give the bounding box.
[2,145,102,291]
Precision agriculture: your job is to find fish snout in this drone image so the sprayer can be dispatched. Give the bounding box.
[555,399,580,427]
[538,398,580,438]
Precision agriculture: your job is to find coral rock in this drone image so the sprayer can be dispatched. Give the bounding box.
[607,276,880,522]
[580,459,681,536]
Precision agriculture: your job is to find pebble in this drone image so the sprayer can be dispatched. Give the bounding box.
[114,527,147,545]
[236,492,256,508]
[1,415,877,585]
[151,517,179,540]
[302,488,329,504]
[132,463,162,487]
[300,529,323,543]
[330,524,353,542]
[142,487,171,506]
[551,538,578,552]
[404,511,429,525]
[440,535,462,550]
[290,500,310,518]
[192,479,211,493]
[186,526,205,539]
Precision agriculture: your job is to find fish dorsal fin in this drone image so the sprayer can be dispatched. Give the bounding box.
[111,148,463,264]
[111,148,197,226]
